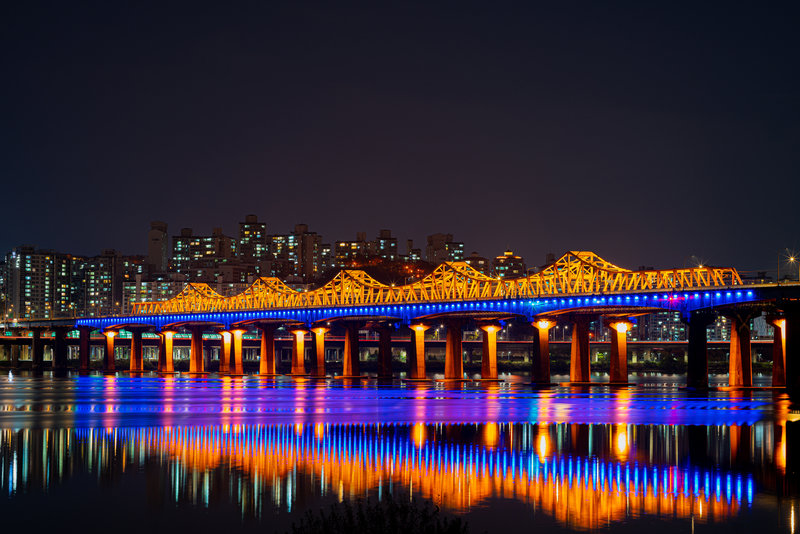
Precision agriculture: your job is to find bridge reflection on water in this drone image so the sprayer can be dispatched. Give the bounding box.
[0,377,797,532]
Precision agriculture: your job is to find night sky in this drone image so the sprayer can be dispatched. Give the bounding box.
[2,2,798,272]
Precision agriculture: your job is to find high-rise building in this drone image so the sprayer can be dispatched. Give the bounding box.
[632,311,686,341]
[268,234,293,279]
[122,273,183,314]
[493,250,526,278]
[369,230,398,261]
[465,251,491,275]
[171,227,238,280]
[293,224,323,281]
[335,232,368,268]
[5,246,72,319]
[269,224,324,281]
[147,221,168,272]
[319,243,333,274]
[751,314,773,340]
[71,249,148,316]
[425,233,464,264]
[404,239,422,262]
[239,214,268,263]
[0,259,7,321]
[710,315,730,342]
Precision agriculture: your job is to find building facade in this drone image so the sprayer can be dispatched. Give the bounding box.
[425,233,465,264]
[493,250,526,278]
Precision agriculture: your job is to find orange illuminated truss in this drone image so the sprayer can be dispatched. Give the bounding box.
[132,251,743,315]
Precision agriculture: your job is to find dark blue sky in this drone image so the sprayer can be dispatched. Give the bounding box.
[2,2,798,272]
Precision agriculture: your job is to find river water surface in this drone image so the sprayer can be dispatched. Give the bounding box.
[0,372,797,533]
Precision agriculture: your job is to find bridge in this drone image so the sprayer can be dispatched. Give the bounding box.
[4,252,800,389]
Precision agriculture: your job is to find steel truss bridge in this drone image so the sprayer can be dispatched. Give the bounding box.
[70,252,750,332]
[126,251,745,321]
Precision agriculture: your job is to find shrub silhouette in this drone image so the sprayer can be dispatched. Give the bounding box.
[288,495,470,534]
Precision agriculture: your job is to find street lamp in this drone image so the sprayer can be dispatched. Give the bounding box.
[789,255,799,281]
[778,248,799,284]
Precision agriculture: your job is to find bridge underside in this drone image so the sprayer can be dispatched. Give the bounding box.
[79,288,760,332]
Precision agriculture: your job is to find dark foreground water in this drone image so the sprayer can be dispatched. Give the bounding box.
[0,372,798,533]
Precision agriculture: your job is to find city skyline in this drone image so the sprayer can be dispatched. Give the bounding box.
[5,212,798,275]
[2,214,550,273]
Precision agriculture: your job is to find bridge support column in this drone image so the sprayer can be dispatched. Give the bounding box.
[30,328,44,375]
[78,327,91,372]
[569,316,591,383]
[606,320,631,384]
[532,319,553,384]
[728,314,754,387]
[218,331,231,374]
[374,324,393,379]
[257,324,278,376]
[10,343,20,369]
[479,323,500,380]
[289,328,308,376]
[231,329,245,375]
[784,307,800,390]
[408,324,428,379]
[770,318,787,387]
[103,331,116,373]
[189,327,205,374]
[159,331,175,374]
[444,319,464,380]
[342,323,362,378]
[312,326,329,377]
[129,328,144,373]
[52,327,69,376]
[203,337,211,371]
[685,311,715,389]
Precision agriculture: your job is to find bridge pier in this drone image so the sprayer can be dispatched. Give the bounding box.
[479,322,500,380]
[375,324,393,379]
[103,331,116,373]
[231,329,245,375]
[444,319,464,380]
[569,316,591,383]
[10,343,20,369]
[257,324,278,376]
[312,326,329,377]
[341,322,362,378]
[728,313,754,387]
[189,327,205,374]
[30,328,44,375]
[408,324,428,379]
[606,320,631,384]
[532,319,553,384]
[52,327,69,376]
[770,317,786,387]
[685,311,715,389]
[128,328,145,373]
[158,330,175,374]
[78,326,91,372]
[218,331,231,374]
[785,307,800,390]
[203,337,212,371]
[289,327,308,376]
